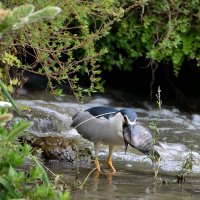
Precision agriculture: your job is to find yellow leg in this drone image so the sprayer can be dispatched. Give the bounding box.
[94,143,101,172]
[107,155,116,172]
[94,157,101,172]
[107,145,116,173]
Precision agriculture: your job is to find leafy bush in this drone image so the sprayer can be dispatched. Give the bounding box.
[98,0,200,76]
[0,105,69,199]
[0,4,69,199]
[0,0,124,100]
[0,2,61,95]
[0,79,69,199]
[0,4,61,38]
[1,1,199,99]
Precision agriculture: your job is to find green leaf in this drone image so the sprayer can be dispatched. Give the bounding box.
[31,156,50,186]
[12,4,35,19]
[7,120,33,141]
[8,165,17,178]
[0,79,19,113]
[0,176,19,198]
[28,7,62,23]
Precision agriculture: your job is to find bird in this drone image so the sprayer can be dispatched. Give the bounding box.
[71,106,160,173]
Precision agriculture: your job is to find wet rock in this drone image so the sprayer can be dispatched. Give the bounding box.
[22,135,92,162]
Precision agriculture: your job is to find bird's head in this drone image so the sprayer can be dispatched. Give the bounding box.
[120,108,137,126]
[120,108,137,139]
[120,109,137,153]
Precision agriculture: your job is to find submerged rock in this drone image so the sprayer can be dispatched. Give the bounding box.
[22,135,92,162]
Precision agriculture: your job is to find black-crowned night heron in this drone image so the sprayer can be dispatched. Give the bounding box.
[71,106,160,172]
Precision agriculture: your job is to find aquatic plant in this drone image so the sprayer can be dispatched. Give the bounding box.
[149,86,162,179]
[149,86,195,184]
[175,143,194,184]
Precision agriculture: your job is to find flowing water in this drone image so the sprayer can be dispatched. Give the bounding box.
[17,89,200,199]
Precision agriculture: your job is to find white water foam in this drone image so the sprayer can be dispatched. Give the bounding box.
[96,141,200,174]
[17,97,200,174]
[191,114,200,128]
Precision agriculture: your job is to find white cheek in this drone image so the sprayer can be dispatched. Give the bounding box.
[127,118,136,125]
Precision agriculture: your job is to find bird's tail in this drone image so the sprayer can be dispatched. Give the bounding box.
[140,148,160,163]
[148,149,160,163]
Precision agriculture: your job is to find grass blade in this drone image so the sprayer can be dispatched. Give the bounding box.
[0,79,19,113]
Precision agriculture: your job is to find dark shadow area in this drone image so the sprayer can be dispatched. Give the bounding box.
[101,60,200,112]
[21,58,200,113]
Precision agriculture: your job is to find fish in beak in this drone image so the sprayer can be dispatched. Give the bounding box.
[123,124,160,162]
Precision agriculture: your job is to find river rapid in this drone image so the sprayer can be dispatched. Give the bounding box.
[17,89,200,200]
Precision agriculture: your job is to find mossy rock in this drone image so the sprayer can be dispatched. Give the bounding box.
[23,136,92,162]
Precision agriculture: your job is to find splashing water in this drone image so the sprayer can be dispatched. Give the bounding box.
[17,91,200,175]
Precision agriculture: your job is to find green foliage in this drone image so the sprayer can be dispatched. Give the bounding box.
[0,101,69,199]
[0,3,61,97]
[149,86,162,179]
[0,0,124,101]
[176,143,194,184]
[0,79,19,112]
[0,1,199,98]
[0,4,70,199]
[2,52,21,68]
[98,0,200,76]
[0,3,61,38]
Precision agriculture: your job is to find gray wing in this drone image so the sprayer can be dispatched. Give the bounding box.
[71,110,124,144]
[71,111,107,141]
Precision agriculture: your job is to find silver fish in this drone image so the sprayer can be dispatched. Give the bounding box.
[123,124,160,161]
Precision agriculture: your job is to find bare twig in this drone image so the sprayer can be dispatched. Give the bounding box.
[79,167,97,189]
